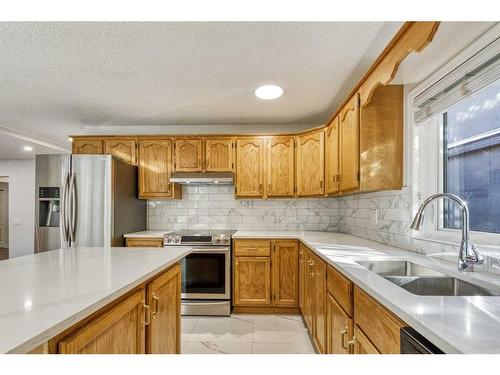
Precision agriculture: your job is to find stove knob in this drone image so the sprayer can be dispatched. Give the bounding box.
[174,236,181,243]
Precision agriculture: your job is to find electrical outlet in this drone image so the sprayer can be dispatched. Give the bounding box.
[14,218,23,226]
[369,209,378,226]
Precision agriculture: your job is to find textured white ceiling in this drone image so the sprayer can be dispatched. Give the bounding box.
[0,21,403,159]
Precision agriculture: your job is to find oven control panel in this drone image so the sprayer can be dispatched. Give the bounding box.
[163,233,231,246]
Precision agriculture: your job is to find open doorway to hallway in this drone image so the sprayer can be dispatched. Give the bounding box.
[0,177,8,260]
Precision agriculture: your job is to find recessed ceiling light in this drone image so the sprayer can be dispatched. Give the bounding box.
[254,84,284,100]
[23,146,33,152]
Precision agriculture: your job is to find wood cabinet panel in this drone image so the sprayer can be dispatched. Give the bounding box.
[303,248,315,333]
[298,243,306,311]
[126,238,164,248]
[147,263,181,354]
[326,292,353,354]
[72,139,103,155]
[354,286,405,354]
[272,240,299,306]
[234,256,271,306]
[314,253,327,354]
[339,95,360,192]
[326,265,353,317]
[360,85,403,192]
[205,138,233,172]
[234,239,271,257]
[235,138,264,197]
[174,139,203,172]
[296,130,324,196]
[58,290,146,354]
[267,137,295,197]
[104,138,137,165]
[138,139,181,199]
[325,117,340,195]
[352,324,380,354]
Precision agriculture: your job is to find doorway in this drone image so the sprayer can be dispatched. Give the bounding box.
[0,179,9,260]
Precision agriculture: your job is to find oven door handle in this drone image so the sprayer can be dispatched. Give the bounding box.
[189,248,230,254]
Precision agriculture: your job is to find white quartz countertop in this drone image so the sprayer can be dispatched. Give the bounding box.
[0,246,192,354]
[233,231,500,354]
[123,230,171,238]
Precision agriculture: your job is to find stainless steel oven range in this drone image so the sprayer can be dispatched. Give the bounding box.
[163,230,234,316]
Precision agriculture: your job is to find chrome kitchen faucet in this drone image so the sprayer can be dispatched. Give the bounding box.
[410,193,484,272]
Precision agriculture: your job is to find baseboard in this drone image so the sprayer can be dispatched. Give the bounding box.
[232,306,301,314]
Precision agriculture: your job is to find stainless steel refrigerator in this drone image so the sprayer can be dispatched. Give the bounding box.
[35,154,146,252]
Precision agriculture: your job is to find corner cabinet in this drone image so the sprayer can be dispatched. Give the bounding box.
[296,130,325,196]
[266,137,295,197]
[272,240,299,306]
[235,138,264,197]
[339,95,360,192]
[138,139,181,199]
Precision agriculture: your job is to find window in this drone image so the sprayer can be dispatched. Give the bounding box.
[443,79,500,233]
[412,28,500,243]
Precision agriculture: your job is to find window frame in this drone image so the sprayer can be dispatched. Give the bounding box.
[407,23,500,249]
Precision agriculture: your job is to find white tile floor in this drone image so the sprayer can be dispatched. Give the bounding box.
[181,314,316,354]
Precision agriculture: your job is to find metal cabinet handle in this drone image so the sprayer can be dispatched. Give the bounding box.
[347,336,356,348]
[143,303,151,326]
[341,327,348,349]
[152,293,160,317]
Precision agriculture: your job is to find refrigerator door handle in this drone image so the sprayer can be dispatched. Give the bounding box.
[61,172,70,244]
[69,172,76,244]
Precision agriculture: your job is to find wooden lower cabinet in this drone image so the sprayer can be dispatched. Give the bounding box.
[58,289,146,354]
[326,292,353,354]
[147,263,181,354]
[351,325,380,354]
[126,237,164,248]
[298,244,306,311]
[41,263,181,354]
[233,239,299,312]
[234,256,271,306]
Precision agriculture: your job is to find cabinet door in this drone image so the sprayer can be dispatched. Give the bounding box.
[314,254,327,354]
[235,138,264,197]
[296,130,324,196]
[72,139,103,155]
[352,325,380,354]
[234,256,271,305]
[205,138,233,172]
[326,293,353,354]
[104,138,137,165]
[58,290,146,354]
[303,249,315,332]
[272,240,299,306]
[147,263,181,354]
[139,139,178,199]
[339,94,360,192]
[174,139,203,172]
[325,117,340,194]
[267,137,294,197]
[298,244,306,311]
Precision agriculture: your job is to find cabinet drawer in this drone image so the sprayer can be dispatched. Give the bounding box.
[126,238,164,248]
[327,265,353,317]
[234,240,271,256]
[354,286,406,354]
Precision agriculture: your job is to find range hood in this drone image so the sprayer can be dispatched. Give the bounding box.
[170,171,234,185]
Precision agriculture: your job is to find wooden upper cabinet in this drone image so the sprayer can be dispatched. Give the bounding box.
[72,139,103,155]
[339,94,360,192]
[271,240,299,307]
[326,293,353,354]
[205,138,233,172]
[296,130,325,196]
[266,137,294,197]
[58,290,146,354]
[174,139,203,172]
[138,139,180,199]
[235,138,264,197]
[104,138,137,165]
[233,256,271,306]
[359,85,403,192]
[147,264,181,354]
[325,117,340,195]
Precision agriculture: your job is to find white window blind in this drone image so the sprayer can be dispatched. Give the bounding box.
[414,36,500,124]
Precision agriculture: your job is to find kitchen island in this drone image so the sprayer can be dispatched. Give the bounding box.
[0,246,192,354]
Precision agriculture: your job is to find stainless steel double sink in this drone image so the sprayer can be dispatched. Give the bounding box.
[357,261,499,296]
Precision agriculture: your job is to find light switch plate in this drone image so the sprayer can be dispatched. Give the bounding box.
[14,219,22,226]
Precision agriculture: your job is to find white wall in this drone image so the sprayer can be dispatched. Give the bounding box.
[0,160,35,257]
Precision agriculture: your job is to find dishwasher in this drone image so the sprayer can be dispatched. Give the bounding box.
[400,327,444,354]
